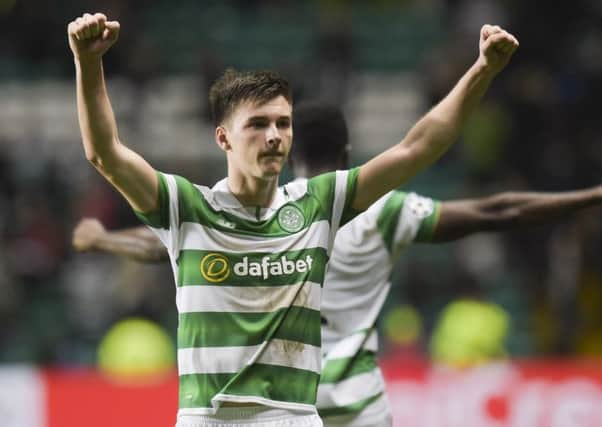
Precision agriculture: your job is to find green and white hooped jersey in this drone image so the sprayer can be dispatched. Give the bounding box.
[317,191,440,425]
[135,169,360,418]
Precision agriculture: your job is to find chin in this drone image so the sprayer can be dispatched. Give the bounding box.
[260,168,281,179]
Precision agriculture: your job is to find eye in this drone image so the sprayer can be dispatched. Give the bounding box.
[249,120,267,129]
[277,119,291,129]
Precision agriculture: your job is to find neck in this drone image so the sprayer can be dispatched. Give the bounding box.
[227,171,279,207]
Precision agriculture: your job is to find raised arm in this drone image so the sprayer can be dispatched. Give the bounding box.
[352,25,519,211]
[68,13,158,213]
[72,218,168,262]
[431,186,602,242]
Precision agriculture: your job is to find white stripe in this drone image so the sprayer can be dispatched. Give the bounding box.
[320,393,391,426]
[178,281,322,313]
[177,405,317,421]
[178,399,317,416]
[180,219,331,253]
[393,192,425,252]
[178,344,261,374]
[162,174,180,256]
[256,340,321,373]
[195,180,310,221]
[154,173,182,286]
[316,369,385,408]
[323,329,378,360]
[178,339,321,375]
[329,170,349,251]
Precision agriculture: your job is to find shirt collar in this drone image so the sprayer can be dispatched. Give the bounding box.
[211,178,288,211]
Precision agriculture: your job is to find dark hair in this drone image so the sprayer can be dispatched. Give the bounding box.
[208,68,293,126]
[290,101,349,170]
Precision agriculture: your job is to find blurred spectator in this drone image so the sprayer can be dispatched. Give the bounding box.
[97,317,175,383]
[382,304,425,361]
[430,297,510,368]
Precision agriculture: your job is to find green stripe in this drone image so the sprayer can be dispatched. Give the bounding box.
[376,191,406,254]
[178,306,321,348]
[320,350,378,384]
[340,167,362,226]
[134,171,171,229]
[307,172,335,225]
[318,392,383,418]
[177,248,328,287]
[179,364,320,408]
[175,175,330,237]
[415,200,442,242]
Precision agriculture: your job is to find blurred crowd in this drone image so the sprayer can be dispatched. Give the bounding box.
[1,0,602,367]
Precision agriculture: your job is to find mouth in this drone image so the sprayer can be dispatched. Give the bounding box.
[260,152,284,159]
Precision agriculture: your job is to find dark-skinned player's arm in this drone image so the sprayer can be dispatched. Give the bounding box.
[72,218,168,262]
[431,186,602,242]
[352,25,519,211]
[68,13,159,214]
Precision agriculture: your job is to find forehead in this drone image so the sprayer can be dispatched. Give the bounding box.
[230,95,292,121]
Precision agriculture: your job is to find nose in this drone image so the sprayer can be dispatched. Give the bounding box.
[266,124,281,147]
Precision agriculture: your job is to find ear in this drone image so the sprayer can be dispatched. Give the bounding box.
[215,126,230,152]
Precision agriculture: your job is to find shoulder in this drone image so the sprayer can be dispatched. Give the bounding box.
[160,172,215,207]
[305,169,359,197]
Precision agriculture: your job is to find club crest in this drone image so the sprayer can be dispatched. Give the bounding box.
[278,205,305,233]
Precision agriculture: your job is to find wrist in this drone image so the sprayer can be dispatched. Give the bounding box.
[472,57,499,77]
[467,59,500,88]
[74,54,103,69]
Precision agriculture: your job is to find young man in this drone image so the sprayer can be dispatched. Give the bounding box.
[74,103,602,426]
[68,12,517,426]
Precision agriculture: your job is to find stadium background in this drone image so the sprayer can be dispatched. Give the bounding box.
[1,0,602,425]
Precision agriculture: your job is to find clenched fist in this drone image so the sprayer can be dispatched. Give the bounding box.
[72,218,106,252]
[478,24,519,74]
[67,13,120,61]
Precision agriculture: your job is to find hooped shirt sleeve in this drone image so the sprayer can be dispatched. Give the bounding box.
[133,171,183,261]
[376,191,441,258]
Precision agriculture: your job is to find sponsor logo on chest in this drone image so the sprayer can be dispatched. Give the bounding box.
[200,253,314,283]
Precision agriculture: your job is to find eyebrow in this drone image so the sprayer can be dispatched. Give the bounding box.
[246,115,291,122]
